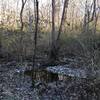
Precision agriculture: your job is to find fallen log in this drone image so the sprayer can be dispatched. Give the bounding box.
[46,65,100,81]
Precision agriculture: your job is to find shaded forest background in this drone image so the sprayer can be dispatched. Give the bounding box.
[0,0,100,67]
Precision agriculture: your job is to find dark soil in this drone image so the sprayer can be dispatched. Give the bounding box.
[0,61,100,100]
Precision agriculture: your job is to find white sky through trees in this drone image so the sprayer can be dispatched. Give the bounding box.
[0,0,98,10]
[0,0,99,22]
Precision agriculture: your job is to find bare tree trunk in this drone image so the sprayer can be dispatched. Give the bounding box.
[31,0,39,87]
[0,37,2,58]
[92,0,97,34]
[20,0,27,31]
[49,0,56,62]
[49,0,69,62]
[83,0,88,33]
[57,0,69,41]
[52,0,55,46]
[19,0,27,62]
[32,0,39,68]
[83,0,97,33]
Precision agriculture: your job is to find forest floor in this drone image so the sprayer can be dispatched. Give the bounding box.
[0,61,100,100]
[0,62,39,100]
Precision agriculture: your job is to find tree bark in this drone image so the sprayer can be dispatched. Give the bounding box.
[20,0,27,31]
[57,0,69,41]
[19,0,27,62]
[49,0,56,62]
[83,0,97,33]
[0,37,2,58]
[31,0,39,87]
[32,0,39,68]
[49,0,69,62]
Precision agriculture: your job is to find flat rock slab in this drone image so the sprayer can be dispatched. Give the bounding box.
[46,65,100,79]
